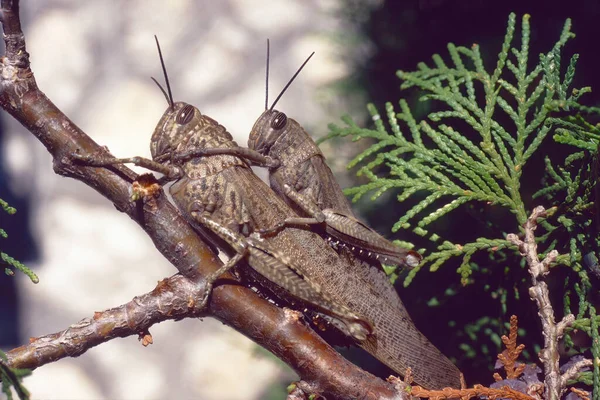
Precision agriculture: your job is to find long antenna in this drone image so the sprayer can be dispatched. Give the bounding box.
[269,51,315,111]
[151,77,170,106]
[153,35,174,110]
[265,39,270,111]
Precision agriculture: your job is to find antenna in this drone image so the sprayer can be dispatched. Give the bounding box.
[265,39,270,110]
[153,35,174,109]
[151,77,170,106]
[269,51,315,111]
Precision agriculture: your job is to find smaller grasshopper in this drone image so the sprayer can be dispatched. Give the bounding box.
[171,41,420,270]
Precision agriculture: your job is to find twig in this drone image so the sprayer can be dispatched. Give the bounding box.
[507,206,575,400]
[0,1,402,398]
[561,359,593,387]
[5,274,207,369]
[570,387,591,400]
[494,315,526,381]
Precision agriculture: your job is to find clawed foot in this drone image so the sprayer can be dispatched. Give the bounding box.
[197,281,215,311]
[264,156,280,169]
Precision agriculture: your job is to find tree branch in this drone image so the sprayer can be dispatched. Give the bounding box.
[0,1,401,398]
[507,206,575,400]
[560,359,593,388]
[5,274,207,369]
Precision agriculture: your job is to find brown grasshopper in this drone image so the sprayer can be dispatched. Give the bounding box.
[73,38,461,389]
[248,50,463,385]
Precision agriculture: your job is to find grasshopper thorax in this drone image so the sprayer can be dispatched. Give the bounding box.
[249,109,290,155]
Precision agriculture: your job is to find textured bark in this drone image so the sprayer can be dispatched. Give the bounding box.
[0,0,402,398]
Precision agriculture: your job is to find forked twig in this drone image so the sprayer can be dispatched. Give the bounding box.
[507,206,576,400]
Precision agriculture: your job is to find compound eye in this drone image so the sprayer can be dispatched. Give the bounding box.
[176,104,195,125]
[271,112,287,130]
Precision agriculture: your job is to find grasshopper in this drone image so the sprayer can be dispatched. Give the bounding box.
[247,50,463,386]
[73,38,461,389]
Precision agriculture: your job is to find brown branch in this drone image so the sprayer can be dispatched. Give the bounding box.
[5,274,206,369]
[506,206,575,400]
[0,1,401,398]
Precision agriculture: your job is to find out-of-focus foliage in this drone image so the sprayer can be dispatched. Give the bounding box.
[0,350,31,400]
[0,199,37,283]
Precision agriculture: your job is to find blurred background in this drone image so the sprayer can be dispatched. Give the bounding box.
[1,0,600,399]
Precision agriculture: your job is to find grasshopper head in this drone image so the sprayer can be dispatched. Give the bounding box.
[149,38,232,163]
[150,102,202,162]
[249,109,290,155]
[253,44,314,155]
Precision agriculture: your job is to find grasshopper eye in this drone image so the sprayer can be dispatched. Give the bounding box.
[271,112,287,130]
[176,104,195,125]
